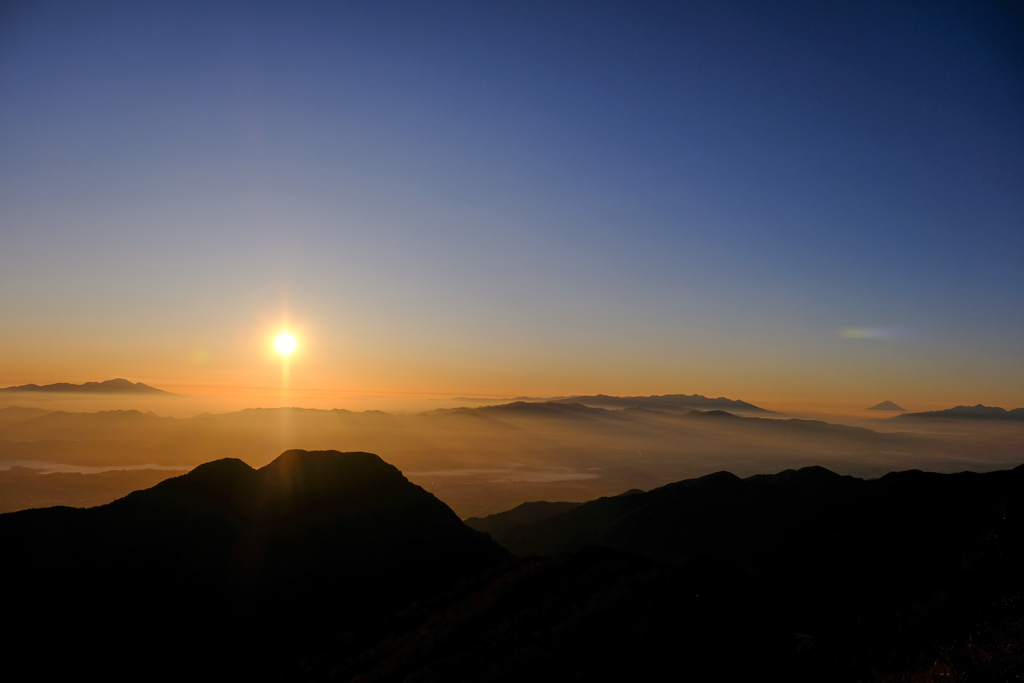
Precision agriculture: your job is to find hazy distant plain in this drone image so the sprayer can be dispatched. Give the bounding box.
[2,398,1021,517]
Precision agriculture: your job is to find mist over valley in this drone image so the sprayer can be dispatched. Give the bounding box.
[2,395,1022,518]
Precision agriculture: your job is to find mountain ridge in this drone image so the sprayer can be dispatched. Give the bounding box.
[1,449,510,678]
[3,452,1023,680]
[550,392,776,413]
[488,464,1024,567]
[446,392,776,413]
[898,404,1024,421]
[0,378,174,395]
[314,460,1024,682]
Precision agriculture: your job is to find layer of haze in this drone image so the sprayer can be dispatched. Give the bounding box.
[1,402,1022,517]
[2,1,1023,408]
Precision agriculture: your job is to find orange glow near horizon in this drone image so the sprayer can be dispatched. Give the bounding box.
[1,307,1022,416]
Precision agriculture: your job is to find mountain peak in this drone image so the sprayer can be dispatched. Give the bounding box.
[867,401,906,411]
[256,449,408,502]
[2,449,510,677]
[171,457,256,488]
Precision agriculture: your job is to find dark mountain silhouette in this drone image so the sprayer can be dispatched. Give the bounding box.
[899,404,1024,421]
[867,400,905,411]
[298,548,801,682]
[1,449,509,678]
[551,392,776,413]
[430,400,622,420]
[4,451,1023,680]
[464,500,583,536]
[492,465,1024,566]
[414,464,1024,682]
[0,377,173,394]
[464,489,646,537]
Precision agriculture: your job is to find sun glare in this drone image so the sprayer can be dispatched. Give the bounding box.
[275,333,296,355]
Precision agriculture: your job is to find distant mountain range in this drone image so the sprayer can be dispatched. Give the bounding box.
[0,403,914,500]
[432,399,774,421]
[451,393,776,413]
[0,378,173,394]
[550,393,775,413]
[3,450,1023,680]
[899,404,1024,421]
[0,405,50,428]
[866,400,905,411]
[464,500,583,537]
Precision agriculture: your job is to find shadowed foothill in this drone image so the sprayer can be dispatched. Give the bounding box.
[2,400,1023,519]
[1,450,509,678]
[4,451,1024,681]
[316,463,1024,682]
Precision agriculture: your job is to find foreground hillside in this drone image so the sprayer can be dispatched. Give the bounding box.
[460,464,1024,682]
[1,450,509,678]
[3,452,1023,681]
[477,465,1024,566]
[300,548,799,682]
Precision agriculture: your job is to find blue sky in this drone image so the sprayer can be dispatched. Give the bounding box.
[1,1,1022,407]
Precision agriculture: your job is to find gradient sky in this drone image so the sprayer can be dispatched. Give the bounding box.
[1,1,1022,410]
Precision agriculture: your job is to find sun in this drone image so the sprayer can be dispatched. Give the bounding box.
[275,333,296,355]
